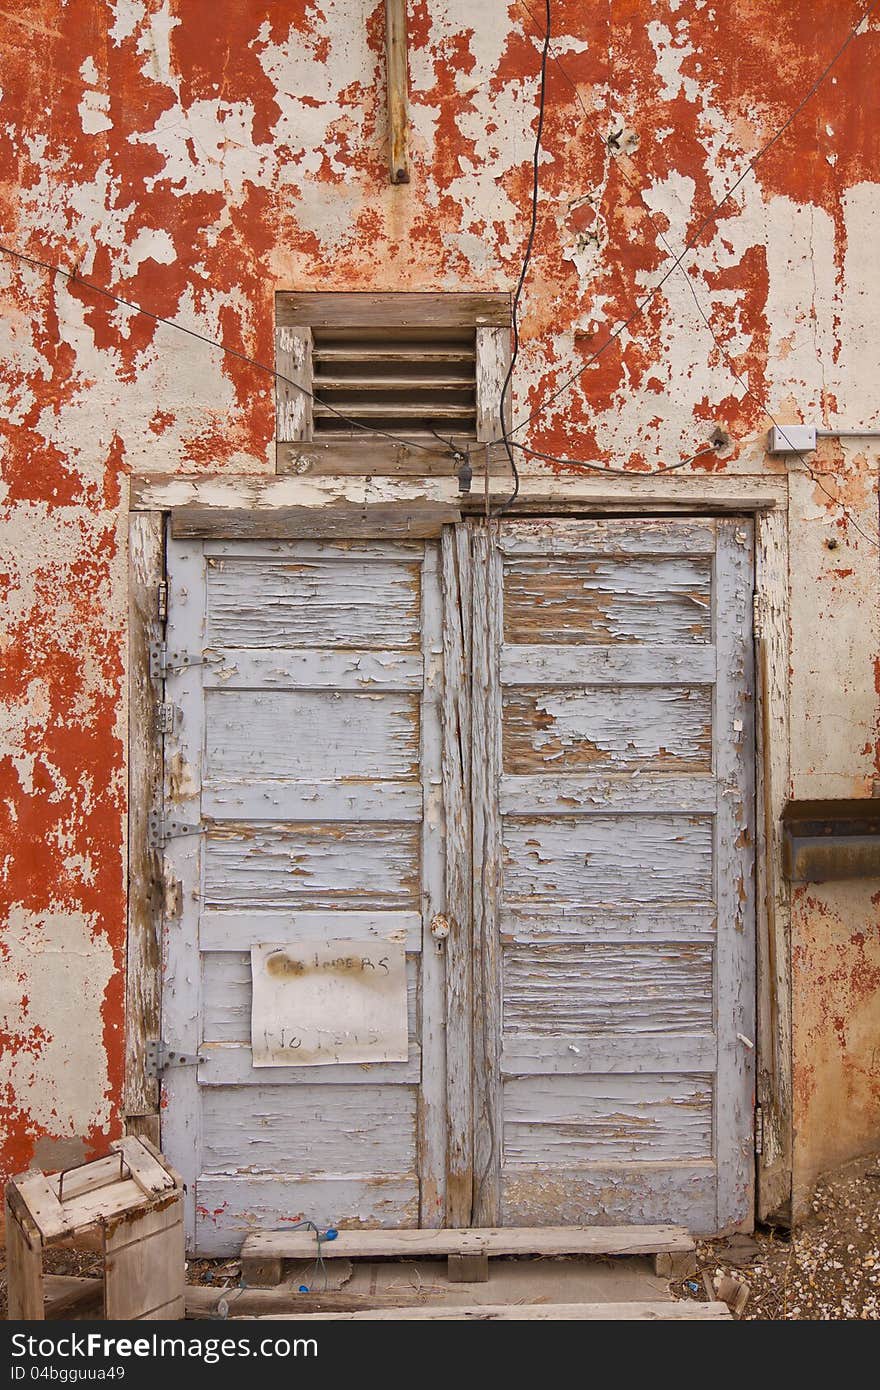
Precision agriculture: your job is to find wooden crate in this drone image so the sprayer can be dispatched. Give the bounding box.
[5,1136,185,1321]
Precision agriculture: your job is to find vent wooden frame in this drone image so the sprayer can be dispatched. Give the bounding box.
[275,292,512,478]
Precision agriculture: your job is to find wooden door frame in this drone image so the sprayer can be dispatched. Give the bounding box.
[125,479,793,1229]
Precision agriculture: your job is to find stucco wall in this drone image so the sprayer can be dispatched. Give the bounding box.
[1,2,878,1206]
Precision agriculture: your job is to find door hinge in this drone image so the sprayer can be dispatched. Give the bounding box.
[146,1040,205,1078]
[148,808,202,849]
[753,591,766,639]
[755,1104,764,1156]
[149,641,218,680]
[155,701,177,735]
[157,581,168,623]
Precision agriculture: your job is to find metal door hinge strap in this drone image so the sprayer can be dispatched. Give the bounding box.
[148,809,202,848]
[156,701,176,735]
[149,641,221,680]
[146,1040,205,1077]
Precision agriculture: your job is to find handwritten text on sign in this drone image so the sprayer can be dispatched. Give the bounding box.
[250,939,408,1067]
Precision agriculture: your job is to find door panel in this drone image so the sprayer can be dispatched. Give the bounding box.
[470,518,756,1235]
[160,535,445,1254]
[157,517,756,1247]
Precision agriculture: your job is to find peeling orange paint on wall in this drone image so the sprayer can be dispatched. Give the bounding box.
[1,1,879,1200]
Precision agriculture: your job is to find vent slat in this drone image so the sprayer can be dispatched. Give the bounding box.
[312,326,478,437]
[314,402,476,420]
[314,347,476,364]
[314,377,474,392]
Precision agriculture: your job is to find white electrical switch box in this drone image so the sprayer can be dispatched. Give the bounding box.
[767,425,817,454]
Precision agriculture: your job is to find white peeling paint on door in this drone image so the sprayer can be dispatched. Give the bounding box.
[160,534,445,1255]
[471,518,757,1235]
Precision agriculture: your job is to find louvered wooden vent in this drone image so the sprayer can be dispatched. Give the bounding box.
[274,292,511,472]
[312,327,477,439]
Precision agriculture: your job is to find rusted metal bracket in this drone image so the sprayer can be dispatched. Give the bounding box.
[149,641,219,680]
[147,809,201,849]
[145,1040,205,1077]
[155,702,176,735]
[782,799,880,881]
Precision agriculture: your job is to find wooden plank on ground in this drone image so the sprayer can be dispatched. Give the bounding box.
[185,1285,444,1318]
[42,1275,104,1321]
[258,1301,731,1320]
[171,502,461,541]
[240,1224,694,1263]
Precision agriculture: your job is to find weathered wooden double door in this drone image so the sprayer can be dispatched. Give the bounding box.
[160,518,755,1254]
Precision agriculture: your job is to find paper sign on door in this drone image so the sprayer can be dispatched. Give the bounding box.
[250,939,408,1067]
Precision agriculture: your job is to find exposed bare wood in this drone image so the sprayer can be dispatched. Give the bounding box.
[125,512,163,1123]
[237,1255,283,1288]
[259,1302,732,1320]
[491,517,756,1236]
[277,440,510,477]
[441,526,473,1226]
[314,374,474,392]
[10,1142,182,1242]
[6,1144,184,1322]
[418,543,447,1226]
[240,1223,694,1262]
[384,0,410,184]
[103,1198,186,1320]
[475,326,511,441]
[754,502,793,1225]
[654,1250,698,1279]
[448,1253,489,1282]
[314,345,477,364]
[276,292,511,330]
[125,1114,161,1149]
[131,469,784,512]
[185,1282,445,1317]
[275,326,313,442]
[42,1274,104,1321]
[313,400,475,420]
[470,524,503,1226]
[110,1135,176,1195]
[171,502,460,540]
[5,1194,44,1320]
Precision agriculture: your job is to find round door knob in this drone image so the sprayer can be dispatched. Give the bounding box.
[430,913,450,942]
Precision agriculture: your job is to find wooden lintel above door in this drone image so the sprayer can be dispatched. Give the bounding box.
[170,501,461,541]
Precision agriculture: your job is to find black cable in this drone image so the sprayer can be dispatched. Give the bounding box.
[496,0,552,513]
[512,441,720,477]
[516,0,879,545]
[495,0,879,445]
[0,240,443,455]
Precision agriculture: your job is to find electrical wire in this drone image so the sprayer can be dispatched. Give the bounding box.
[496,0,552,512]
[0,240,445,455]
[511,0,879,547]
[511,441,720,476]
[495,0,880,445]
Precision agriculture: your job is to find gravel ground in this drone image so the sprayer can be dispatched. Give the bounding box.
[674,1152,880,1319]
[4,1152,878,1320]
